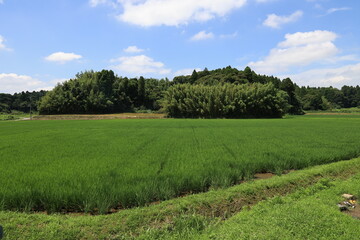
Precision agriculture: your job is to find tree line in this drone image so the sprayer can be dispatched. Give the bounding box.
[38,70,171,114]
[0,91,47,113]
[1,66,359,117]
[36,67,303,117]
[296,85,360,110]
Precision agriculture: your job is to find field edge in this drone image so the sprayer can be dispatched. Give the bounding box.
[1,157,360,239]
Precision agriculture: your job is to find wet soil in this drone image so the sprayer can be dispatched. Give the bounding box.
[344,204,360,219]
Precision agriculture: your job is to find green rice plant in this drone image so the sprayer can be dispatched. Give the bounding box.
[0,115,360,213]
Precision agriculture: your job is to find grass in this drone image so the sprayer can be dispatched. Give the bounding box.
[0,115,360,213]
[199,171,360,240]
[1,157,360,239]
[306,107,360,114]
[0,111,33,121]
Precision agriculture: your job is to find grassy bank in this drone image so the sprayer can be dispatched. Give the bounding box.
[1,157,360,239]
[199,169,360,239]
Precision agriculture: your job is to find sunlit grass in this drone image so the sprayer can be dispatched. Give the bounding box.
[0,115,360,213]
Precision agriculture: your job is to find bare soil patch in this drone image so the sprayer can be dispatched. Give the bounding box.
[345,204,360,219]
[254,172,276,179]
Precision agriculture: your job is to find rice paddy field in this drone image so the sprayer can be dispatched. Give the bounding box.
[1,115,360,214]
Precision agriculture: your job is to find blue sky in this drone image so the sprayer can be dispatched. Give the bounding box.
[0,0,359,93]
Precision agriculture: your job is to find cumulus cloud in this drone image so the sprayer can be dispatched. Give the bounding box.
[50,78,69,85]
[263,10,303,29]
[248,30,342,74]
[45,52,82,64]
[283,63,360,87]
[110,54,171,76]
[116,0,247,27]
[174,68,202,76]
[123,45,144,53]
[278,30,337,48]
[190,31,214,41]
[0,73,53,94]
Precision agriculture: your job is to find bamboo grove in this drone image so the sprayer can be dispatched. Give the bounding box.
[162,83,289,118]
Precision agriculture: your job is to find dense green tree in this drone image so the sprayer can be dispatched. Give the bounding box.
[244,66,253,83]
[280,78,303,114]
[0,91,47,113]
[295,85,360,110]
[190,70,198,84]
[137,76,146,106]
[38,71,170,114]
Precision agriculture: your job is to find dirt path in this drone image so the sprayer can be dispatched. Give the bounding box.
[34,113,166,120]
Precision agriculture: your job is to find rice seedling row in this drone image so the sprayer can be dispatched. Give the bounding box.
[0,115,360,213]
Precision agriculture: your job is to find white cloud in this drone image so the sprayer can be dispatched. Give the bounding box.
[89,0,114,7]
[89,0,106,7]
[278,30,337,48]
[45,52,82,64]
[249,30,342,74]
[190,31,214,41]
[256,0,277,2]
[174,68,202,76]
[326,7,351,15]
[263,10,303,29]
[117,0,247,27]
[123,45,144,53]
[0,35,11,51]
[0,0,3,4]
[0,73,52,94]
[110,54,171,76]
[220,32,238,39]
[283,63,360,87]
[50,78,68,85]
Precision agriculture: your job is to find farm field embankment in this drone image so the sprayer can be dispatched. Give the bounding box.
[2,157,360,239]
[1,115,360,214]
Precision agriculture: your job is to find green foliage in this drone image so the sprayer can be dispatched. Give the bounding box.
[280,78,303,114]
[2,66,307,117]
[162,83,289,118]
[2,67,360,116]
[172,66,280,86]
[0,91,47,113]
[38,70,171,114]
[296,85,360,110]
[0,116,360,213]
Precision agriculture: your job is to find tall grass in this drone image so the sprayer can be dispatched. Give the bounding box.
[0,116,360,213]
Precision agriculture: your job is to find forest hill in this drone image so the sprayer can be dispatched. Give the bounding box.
[1,66,359,117]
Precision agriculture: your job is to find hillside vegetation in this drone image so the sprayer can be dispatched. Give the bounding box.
[2,66,359,118]
[36,67,303,117]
